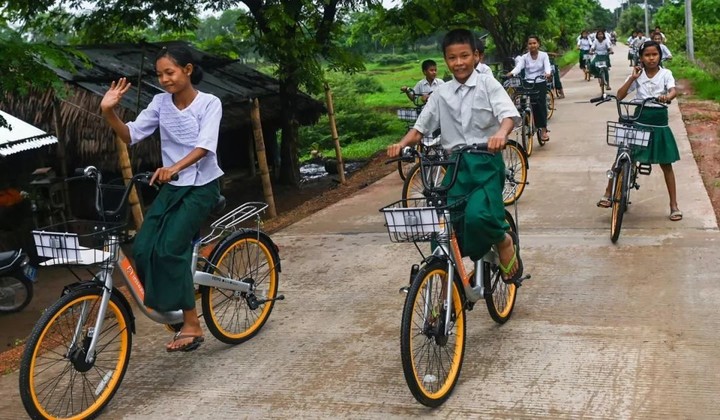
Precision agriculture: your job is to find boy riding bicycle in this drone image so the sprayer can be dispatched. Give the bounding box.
[387,28,522,283]
[401,59,444,104]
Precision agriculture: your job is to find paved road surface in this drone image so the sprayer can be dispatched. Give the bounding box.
[1,44,719,419]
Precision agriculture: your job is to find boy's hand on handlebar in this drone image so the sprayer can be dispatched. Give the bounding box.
[400,86,408,93]
[387,143,404,158]
[149,166,179,186]
[487,131,507,153]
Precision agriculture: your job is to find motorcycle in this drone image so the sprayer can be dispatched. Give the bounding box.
[610,35,617,46]
[0,249,36,313]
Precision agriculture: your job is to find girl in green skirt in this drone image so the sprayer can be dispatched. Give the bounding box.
[101,45,224,351]
[597,40,681,221]
[589,30,614,90]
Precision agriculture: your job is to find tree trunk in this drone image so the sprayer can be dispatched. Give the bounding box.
[278,76,301,187]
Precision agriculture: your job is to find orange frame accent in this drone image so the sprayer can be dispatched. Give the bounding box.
[119,253,145,302]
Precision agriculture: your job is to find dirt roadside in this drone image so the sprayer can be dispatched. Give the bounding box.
[1,79,718,375]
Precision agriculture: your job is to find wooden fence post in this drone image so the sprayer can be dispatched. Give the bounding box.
[250,98,277,218]
[51,98,70,215]
[324,83,346,184]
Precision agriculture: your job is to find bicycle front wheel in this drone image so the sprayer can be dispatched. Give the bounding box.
[501,140,529,206]
[522,111,534,157]
[401,162,447,203]
[610,161,631,243]
[202,231,280,344]
[400,261,466,407]
[19,288,132,420]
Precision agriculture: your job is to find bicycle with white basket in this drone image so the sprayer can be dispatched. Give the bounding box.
[590,95,664,242]
[19,166,283,419]
[380,144,530,407]
[396,88,442,180]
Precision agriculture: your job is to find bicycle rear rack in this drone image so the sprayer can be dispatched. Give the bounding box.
[201,202,268,244]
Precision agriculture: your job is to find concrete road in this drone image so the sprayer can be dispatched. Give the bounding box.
[2,44,719,419]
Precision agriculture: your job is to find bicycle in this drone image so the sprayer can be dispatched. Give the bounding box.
[19,167,283,419]
[591,95,661,242]
[381,144,531,407]
[591,51,613,96]
[505,75,550,152]
[396,88,441,180]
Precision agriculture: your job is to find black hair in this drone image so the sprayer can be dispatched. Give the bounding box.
[442,29,476,56]
[476,37,485,54]
[640,40,662,61]
[596,30,605,40]
[528,35,541,44]
[421,59,437,72]
[156,44,204,85]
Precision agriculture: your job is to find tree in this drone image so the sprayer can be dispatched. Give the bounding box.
[618,5,647,35]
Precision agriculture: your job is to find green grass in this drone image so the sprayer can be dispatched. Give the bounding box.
[301,133,400,162]
[362,55,446,108]
[556,50,579,68]
[665,55,720,102]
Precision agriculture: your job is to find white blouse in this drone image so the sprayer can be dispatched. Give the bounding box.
[510,51,551,82]
[592,39,612,55]
[578,38,593,50]
[127,91,224,186]
[626,68,675,106]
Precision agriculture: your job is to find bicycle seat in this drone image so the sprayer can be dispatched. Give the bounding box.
[0,250,19,267]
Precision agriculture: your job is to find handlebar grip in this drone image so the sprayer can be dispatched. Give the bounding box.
[74,168,85,176]
[590,96,604,103]
[170,173,179,181]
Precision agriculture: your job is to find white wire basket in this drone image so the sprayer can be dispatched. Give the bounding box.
[33,221,124,266]
[595,61,608,68]
[606,122,652,148]
[583,54,593,61]
[380,199,444,243]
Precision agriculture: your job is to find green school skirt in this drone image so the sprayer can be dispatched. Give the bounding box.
[633,107,680,164]
[442,151,509,261]
[590,54,611,78]
[134,180,220,312]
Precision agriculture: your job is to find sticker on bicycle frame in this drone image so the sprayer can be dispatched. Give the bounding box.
[23,264,37,282]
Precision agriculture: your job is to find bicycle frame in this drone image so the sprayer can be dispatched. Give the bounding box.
[73,201,270,365]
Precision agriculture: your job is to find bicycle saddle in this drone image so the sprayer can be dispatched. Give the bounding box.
[0,250,19,268]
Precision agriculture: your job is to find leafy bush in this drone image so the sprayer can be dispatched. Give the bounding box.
[374,53,419,66]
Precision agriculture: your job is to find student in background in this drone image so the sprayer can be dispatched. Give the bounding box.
[401,59,444,104]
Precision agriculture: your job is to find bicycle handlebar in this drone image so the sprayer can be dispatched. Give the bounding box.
[69,166,179,219]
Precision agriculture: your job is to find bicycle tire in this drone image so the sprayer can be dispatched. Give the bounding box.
[19,288,132,420]
[401,162,447,203]
[546,90,555,121]
[400,260,466,407]
[201,230,280,344]
[522,111,534,157]
[610,160,631,243]
[484,212,519,323]
[0,273,33,313]
[501,140,529,206]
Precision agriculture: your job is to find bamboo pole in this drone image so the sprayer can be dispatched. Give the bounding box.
[250,98,277,218]
[324,83,346,184]
[51,98,70,217]
[115,136,144,230]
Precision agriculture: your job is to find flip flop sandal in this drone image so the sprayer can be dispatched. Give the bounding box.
[597,196,612,208]
[669,210,683,221]
[499,231,524,285]
[166,332,205,353]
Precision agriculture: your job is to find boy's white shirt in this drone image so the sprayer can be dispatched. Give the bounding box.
[413,70,519,152]
[412,77,444,96]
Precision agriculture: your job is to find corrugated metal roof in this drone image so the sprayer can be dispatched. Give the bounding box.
[54,41,323,127]
[0,110,58,157]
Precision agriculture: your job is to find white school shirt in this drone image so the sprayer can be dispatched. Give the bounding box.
[413,70,519,152]
[412,78,444,96]
[577,37,592,50]
[660,44,672,60]
[475,62,493,76]
[510,51,551,82]
[632,36,647,49]
[127,91,224,186]
[592,39,612,55]
[625,68,675,108]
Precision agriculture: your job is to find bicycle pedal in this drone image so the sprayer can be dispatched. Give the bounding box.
[399,286,410,294]
[514,274,531,287]
[637,163,652,175]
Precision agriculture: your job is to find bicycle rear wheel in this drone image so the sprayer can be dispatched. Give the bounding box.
[501,140,529,206]
[546,90,555,120]
[19,288,132,420]
[400,261,466,407]
[610,161,631,243]
[401,162,447,203]
[484,211,519,323]
[202,230,280,344]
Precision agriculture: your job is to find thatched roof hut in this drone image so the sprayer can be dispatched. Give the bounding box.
[0,40,325,173]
